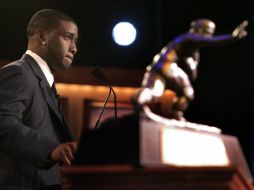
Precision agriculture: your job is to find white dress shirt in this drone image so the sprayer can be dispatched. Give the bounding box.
[25,50,54,87]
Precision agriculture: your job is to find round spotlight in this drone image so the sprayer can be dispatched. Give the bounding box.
[112,22,137,46]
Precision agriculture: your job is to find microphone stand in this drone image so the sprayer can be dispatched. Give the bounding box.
[111,86,118,120]
[94,87,112,129]
[91,67,118,129]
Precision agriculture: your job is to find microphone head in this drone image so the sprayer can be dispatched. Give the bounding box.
[91,66,108,83]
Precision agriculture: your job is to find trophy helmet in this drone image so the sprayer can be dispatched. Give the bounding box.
[189,18,216,36]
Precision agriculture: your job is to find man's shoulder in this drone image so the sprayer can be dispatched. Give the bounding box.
[3,58,27,69]
[0,59,35,81]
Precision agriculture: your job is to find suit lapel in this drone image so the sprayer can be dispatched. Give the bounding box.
[40,80,73,141]
[41,81,64,123]
[21,54,66,128]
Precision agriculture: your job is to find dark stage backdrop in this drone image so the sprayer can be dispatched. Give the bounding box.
[0,0,253,175]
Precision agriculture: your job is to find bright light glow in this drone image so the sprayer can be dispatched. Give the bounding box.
[112,22,137,46]
[138,88,153,104]
[161,127,229,166]
[151,79,165,97]
[56,83,138,98]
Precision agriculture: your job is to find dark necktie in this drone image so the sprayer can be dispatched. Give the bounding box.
[51,82,62,114]
[51,82,58,97]
[51,83,72,141]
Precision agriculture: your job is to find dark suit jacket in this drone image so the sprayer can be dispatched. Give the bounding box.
[0,54,73,189]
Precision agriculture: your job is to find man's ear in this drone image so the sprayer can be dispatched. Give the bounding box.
[36,30,47,46]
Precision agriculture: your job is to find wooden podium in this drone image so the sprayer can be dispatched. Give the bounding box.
[68,114,254,190]
[61,165,253,190]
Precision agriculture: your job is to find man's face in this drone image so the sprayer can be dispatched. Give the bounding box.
[45,20,78,72]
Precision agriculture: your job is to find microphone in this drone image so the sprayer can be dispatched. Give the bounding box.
[91,67,118,128]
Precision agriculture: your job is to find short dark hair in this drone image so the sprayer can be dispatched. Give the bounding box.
[27,9,75,37]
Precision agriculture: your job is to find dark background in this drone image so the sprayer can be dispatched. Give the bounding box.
[0,0,253,174]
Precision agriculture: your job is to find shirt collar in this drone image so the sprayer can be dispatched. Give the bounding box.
[26,50,54,87]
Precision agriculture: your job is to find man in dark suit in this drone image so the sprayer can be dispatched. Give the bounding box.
[0,9,78,189]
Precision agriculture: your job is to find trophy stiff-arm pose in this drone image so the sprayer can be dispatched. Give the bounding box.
[134,19,248,122]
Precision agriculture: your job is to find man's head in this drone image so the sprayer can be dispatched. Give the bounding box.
[27,9,78,72]
[189,18,215,37]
